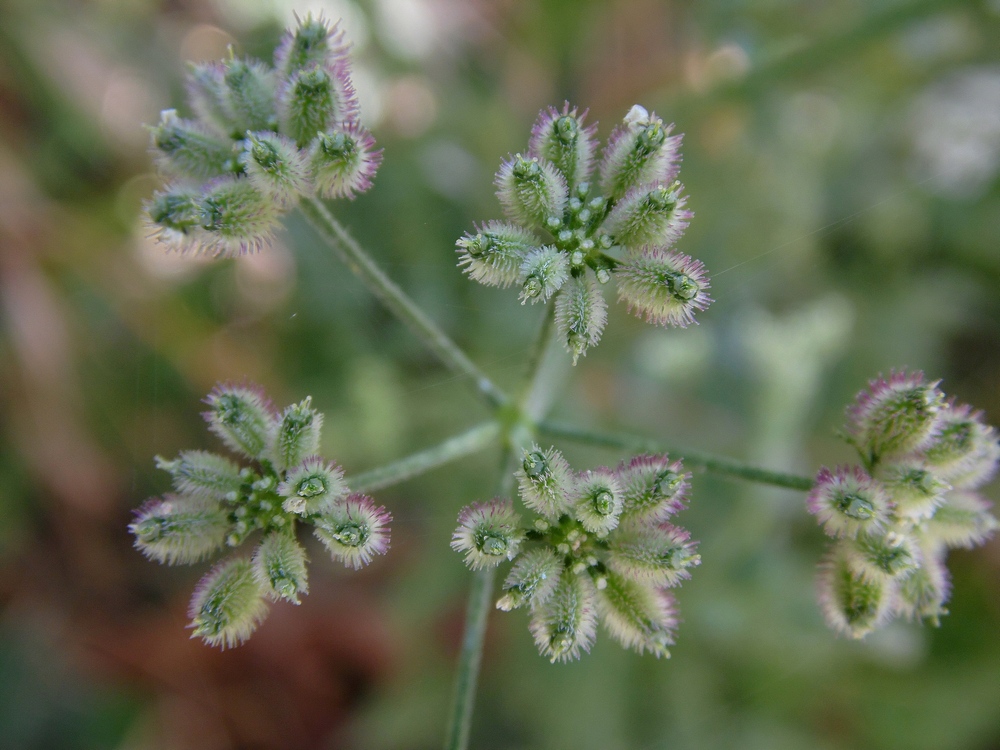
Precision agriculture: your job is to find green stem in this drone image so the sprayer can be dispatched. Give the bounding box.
[348,422,500,493]
[298,196,509,409]
[537,420,815,492]
[444,307,569,750]
[444,449,517,750]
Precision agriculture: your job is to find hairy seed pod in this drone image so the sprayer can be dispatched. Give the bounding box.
[607,522,700,587]
[269,396,324,471]
[156,450,243,501]
[845,370,945,467]
[616,246,712,328]
[278,457,348,515]
[149,109,237,180]
[279,63,357,147]
[309,124,382,199]
[880,461,949,520]
[495,154,568,229]
[816,545,894,639]
[894,547,950,625]
[599,105,683,202]
[185,61,233,135]
[275,15,350,80]
[615,454,689,523]
[528,102,598,190]
[497,547,564,611]
[601,181,691,249]
[196,176,280,256]
[596,572,677,657]
[203,382,275,459]
[845,530,919,582]
[554,272,608,365]
[456,221,537,288]
[130,494,231,565]
[145,187,207,251]
[221,57,277,136]
[923,490,999,549]
[807,466,892,539]
[252,531,309,604]
[571,468,623,535]
[920,401,999,488]
[529,571,598,662]
[314,494,392,569]
[240,131,311,207]
[518,246,570,305]
[516,445,575,519]
[189,557,268,648]
[451,499,523,570]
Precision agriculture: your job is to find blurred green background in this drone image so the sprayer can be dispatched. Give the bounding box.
[1,0,999,748]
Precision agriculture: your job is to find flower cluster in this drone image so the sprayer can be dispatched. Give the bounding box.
[451,447,700,661]
[145,16,381,256]
[130,383,390,648]
[808,371,998,638]
[457,103,711,364]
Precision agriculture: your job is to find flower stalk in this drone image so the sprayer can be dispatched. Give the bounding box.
[298,196,509,410]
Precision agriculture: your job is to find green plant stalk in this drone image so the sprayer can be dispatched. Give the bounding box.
[298,196,509,409]
[537,420,815,491]
[444,449,517,750]
[444,303,567,750]
[349,421,500,493]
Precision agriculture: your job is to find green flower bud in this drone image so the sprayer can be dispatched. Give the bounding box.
[894,549,950,625]
[599,105,682,202]
[185,61,233,136]
[845,531,918,582]
[615,454,688,523]
[846,371,945,466]
[145,187,204,251]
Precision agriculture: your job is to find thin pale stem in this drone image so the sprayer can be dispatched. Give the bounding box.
[444,304,569,750]
[298,196,509,409]
[444,448,517,750]
[537,420,815,492]
[348,421,500,493]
